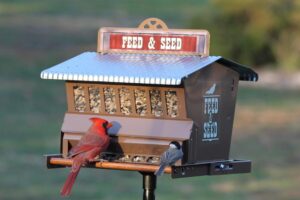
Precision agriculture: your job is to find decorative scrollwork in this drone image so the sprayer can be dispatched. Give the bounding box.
[138,18,168,30]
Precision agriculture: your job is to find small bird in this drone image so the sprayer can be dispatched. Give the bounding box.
[206,83,216,95]
[154,141,183,176]
[60,117,112,197]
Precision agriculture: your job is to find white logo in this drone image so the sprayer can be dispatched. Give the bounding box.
[203,83,219,142]
[205,83,216,95]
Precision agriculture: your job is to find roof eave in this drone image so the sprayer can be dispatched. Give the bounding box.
[217,57,258,82]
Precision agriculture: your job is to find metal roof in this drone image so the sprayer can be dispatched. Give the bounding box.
[40,52,257,85]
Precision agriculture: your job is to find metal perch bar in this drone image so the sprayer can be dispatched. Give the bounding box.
[47,156,172,173]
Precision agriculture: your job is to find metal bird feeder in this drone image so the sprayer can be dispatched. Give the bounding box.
[42,18,258,199]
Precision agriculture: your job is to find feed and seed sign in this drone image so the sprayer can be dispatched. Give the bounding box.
[98,27,209,56]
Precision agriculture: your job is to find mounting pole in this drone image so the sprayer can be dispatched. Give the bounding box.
[140,172,157,200]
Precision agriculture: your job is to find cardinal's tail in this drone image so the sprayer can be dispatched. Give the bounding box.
[154,165,166,176]
[60,167,80,197]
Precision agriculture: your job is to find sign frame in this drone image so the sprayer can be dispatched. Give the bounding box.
[98,27,210,56]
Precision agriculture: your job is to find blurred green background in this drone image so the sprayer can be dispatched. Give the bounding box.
[1,0,300,199]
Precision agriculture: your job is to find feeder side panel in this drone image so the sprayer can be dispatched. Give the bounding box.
[65,82,75,112]
[183,63,239,163]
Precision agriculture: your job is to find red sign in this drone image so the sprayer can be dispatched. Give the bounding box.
[98,28,209,56]
[109,34,197,52]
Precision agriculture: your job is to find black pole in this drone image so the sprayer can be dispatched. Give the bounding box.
[140,172,157,200]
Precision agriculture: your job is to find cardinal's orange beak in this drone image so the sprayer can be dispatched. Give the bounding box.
[106,122,113,129]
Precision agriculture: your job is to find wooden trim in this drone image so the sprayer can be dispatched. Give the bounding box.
[112,85,121,115]
[138,18,168,30]
[66,111,192,121]
[49,157,172,174]
[62,138,69,158]
[66,82,75,112]
[132,86,138,115]
[128,87,138,117]
[159,88,168,118]
[98,84,105,113]
[177,89,187,119]
[144,88,151,116]
[83,84,91,112]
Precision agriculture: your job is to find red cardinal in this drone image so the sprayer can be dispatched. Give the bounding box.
[60,117,112,197]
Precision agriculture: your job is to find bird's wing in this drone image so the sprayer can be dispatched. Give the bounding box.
[68,134,108,157]
[169,149,183,165]
[160,150,172,165]
[160,149,183,165]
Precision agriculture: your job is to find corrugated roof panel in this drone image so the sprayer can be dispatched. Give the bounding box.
[40,52,220,85]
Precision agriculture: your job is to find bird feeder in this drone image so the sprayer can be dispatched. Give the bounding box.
[41,18,258,199]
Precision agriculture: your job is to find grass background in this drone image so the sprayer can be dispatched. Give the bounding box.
[1,1,300,199]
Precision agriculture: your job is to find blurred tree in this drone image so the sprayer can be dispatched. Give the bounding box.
[190,0,300,70]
